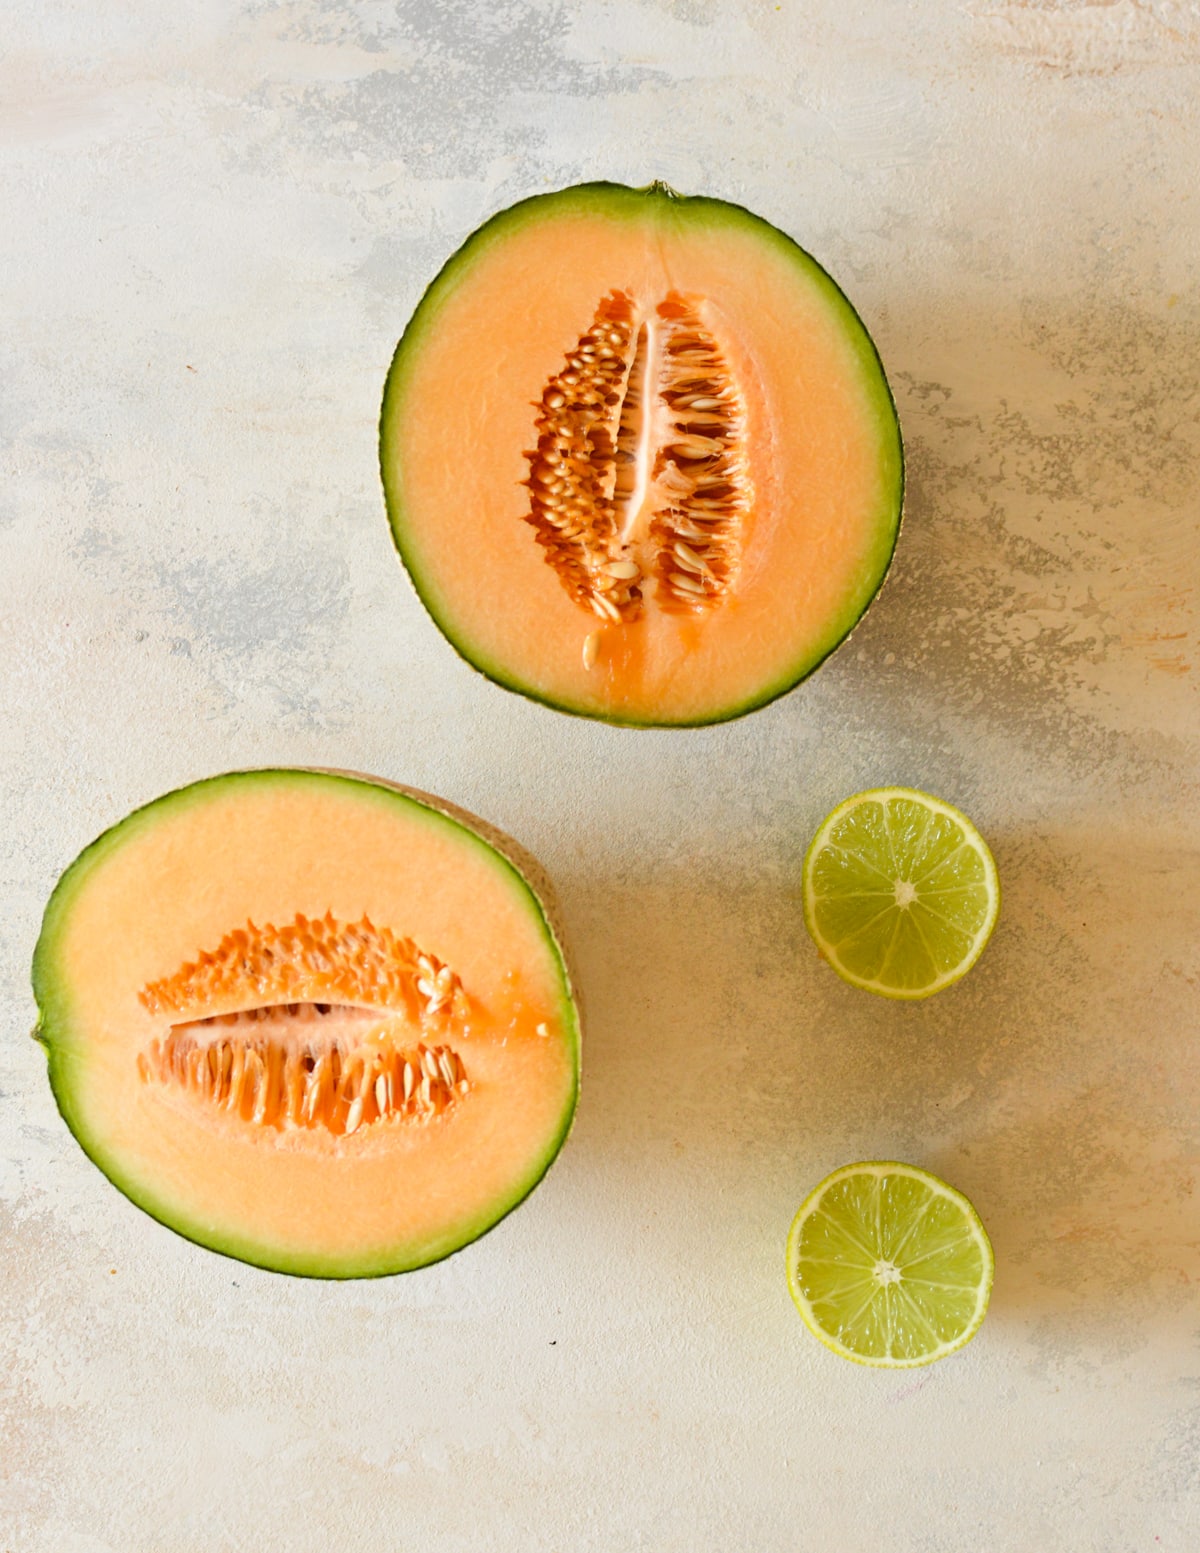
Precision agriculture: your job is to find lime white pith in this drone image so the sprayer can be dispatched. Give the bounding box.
[802,787,1000,999]
[786,1161,994,1368]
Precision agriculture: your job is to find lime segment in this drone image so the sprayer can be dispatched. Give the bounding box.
[786,1161,994,1367]
[803,787,999,998]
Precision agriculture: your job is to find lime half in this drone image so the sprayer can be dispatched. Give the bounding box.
[786,1161,994,1367]
[803,787,999,999]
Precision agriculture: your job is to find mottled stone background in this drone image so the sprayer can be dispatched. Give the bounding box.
[2,2,1198,1548]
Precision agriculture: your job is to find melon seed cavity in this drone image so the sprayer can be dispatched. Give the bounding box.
[137,913,473,1136]
[524,290,751,631]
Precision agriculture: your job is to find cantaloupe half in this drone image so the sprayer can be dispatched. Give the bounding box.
[380,181,903,726]
[32,771,580,1277]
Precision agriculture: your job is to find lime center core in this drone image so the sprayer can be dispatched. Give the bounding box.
[873,1259,903,1286]
[893,879,917,908]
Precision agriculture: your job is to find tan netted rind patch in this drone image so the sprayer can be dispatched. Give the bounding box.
[139,912,464,1022]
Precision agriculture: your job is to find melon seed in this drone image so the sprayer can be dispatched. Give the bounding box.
[524,289,750,622]
[142,1020,472,1135]
[137,915,476,1135]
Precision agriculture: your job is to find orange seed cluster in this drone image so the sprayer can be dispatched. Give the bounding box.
[139,912,464,1022]
[139,1023,468,1135]
[523,288,750,628]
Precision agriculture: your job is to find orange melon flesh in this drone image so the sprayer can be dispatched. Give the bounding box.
[33,772,579,1277]
[380,182,903,725]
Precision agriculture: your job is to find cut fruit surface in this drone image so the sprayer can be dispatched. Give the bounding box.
[32,771,580,1277]
[786,1161,994,1368]
[803,787,1000,999]
[380,181,903,726]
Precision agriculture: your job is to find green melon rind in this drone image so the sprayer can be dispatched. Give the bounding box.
[378,180,904,728]
[32,769,581,1279]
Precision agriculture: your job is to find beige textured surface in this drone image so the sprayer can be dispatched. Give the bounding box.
[2,2,1198,1548]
